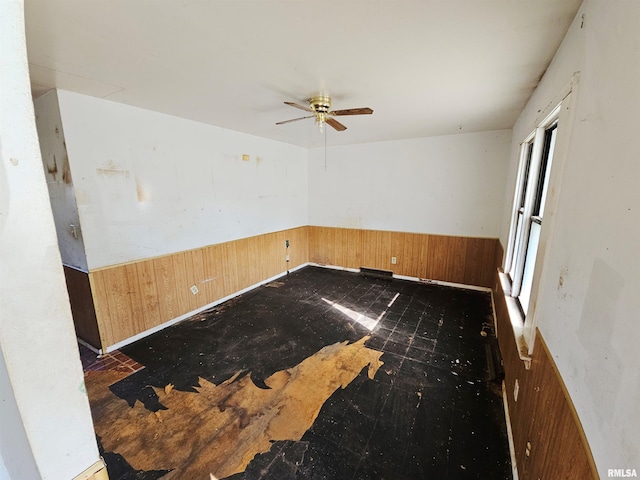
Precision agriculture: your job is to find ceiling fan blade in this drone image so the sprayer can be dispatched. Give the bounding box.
[325,117,347,131]
[284,101,313,113]
[329,107,373,116]
[276,115,314,125]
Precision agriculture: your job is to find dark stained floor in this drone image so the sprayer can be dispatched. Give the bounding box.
[83,266,512,479]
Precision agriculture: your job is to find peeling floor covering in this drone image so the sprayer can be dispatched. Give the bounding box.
[82,266,512,479]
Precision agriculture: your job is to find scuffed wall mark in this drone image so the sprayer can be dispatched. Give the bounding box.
[136,178,147,202]
[557,266,569,298]
[97,160,130,177]
[46,153,58,180]
[87,336,384,478]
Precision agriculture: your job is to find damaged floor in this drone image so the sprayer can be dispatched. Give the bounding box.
[82,266,512,479]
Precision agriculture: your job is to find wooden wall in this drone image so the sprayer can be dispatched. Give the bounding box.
[308,226,499,288]
[88,227,308,350]
[493,268,598,479]
[80,226,500,351]
[63,265,101,349]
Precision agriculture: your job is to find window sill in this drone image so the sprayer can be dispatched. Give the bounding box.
[498,271,532,370]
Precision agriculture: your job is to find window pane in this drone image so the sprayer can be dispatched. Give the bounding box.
[519,142,534,208]
[537,126,557,215]
[519,221,542,315]
[509,212,525,279]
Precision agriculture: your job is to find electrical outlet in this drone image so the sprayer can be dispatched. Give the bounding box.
[286,254,290,262]
[190,285,199,295]
[514,378,520,402]
[391,256,397,265]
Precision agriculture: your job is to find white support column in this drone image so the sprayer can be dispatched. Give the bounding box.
[0,1,103,478]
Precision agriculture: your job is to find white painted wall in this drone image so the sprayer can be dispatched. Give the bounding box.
[34,90,88,271]
[500,0,640,475]
[0,1,101,478]
[309,130,511,237]
[57,90,309,269]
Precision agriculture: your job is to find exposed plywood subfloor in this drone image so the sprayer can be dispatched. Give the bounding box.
[86,336,383,478]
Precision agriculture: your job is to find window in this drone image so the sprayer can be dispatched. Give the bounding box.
[505,111,559,316]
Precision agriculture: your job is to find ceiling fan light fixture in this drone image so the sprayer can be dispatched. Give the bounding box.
[316,112,327,133]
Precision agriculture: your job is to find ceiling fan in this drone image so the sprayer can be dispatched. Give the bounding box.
[276,95,373,132]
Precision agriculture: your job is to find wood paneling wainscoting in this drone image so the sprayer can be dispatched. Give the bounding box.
[493,266,598,479]
[63,265,101,349]
[88,227,308,350]
[308,226,500,288]
[70,226,500,351]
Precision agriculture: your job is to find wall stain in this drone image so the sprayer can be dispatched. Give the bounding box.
[136,178,147,202]
[60,154,72,184]
[97,159,130,177]
[46,154,58,179]
[86,336,383,479]
[45,153,73,185]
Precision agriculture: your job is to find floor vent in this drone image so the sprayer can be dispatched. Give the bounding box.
[485,340,505,383]
[359,267,394,280]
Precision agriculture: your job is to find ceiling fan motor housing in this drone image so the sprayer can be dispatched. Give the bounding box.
[308,95,331,113]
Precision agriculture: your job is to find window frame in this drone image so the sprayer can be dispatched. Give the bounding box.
[500,74,578,362]
[505,105,561,315]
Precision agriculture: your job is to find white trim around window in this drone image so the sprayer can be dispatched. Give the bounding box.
[502,72,579,358]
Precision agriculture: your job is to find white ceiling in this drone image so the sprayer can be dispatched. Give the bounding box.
[25,0,582,148]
